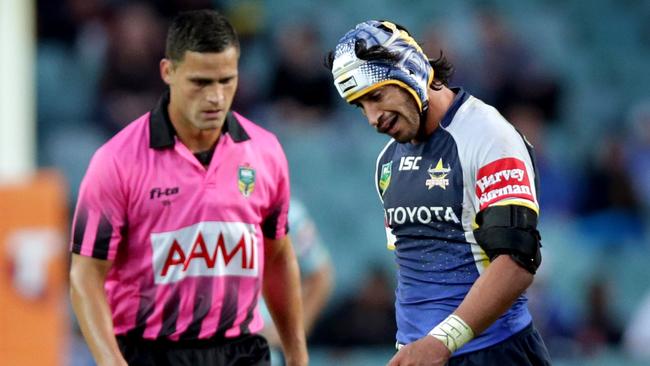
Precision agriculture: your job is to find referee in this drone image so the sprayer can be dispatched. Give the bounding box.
[69,10,308,366]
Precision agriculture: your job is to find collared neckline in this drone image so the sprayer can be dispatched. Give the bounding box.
[149,90,250,149]
[439,87,469,129]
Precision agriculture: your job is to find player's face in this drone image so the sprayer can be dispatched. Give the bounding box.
[355,85,421,143]
[161,47,239,132]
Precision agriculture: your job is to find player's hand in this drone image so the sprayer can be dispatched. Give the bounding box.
[386,335,451,366]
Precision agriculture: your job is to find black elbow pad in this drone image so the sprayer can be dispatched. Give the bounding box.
[473,205,542,274]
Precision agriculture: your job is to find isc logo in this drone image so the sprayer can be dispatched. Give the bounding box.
[399,156,422,171]
[150,221,258,284]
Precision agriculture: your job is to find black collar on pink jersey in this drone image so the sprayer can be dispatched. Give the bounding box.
[149,90,251,149]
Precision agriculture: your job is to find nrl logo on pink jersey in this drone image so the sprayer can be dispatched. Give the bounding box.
[238,165,256,198]
[150,221,259,284]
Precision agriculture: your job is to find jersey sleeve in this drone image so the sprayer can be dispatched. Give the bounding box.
[70,147,127,261]
[261,139,291,239]
[470,116,539,213]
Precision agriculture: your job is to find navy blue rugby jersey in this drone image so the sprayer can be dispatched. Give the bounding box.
[375,88,539,355]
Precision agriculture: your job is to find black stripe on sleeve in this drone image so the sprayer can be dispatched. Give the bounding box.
[92,213,113,259]
[261,207,281,239]
[72,207,88,253]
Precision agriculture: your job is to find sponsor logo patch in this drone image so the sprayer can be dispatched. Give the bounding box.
[238,165,256,198]
[426,159,451,190]
[475,158,534,209]
[150,187,179,200]
[151,221,258,284]
[379,162,392,195]
[399,156,422,171]
[385,206,460,226]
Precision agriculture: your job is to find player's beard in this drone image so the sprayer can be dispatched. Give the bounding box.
[400,103,427,143]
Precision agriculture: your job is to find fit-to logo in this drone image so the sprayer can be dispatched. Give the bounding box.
[150,187,179,199]
[398,156,422,171]
[151,221,258,284]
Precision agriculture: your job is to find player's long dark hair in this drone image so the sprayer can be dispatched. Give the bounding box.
[166,9,240,64]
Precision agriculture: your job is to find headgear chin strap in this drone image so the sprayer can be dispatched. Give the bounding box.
[331,20,433,112]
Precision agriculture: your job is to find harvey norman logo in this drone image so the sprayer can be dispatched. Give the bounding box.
[475,158,534,209]
[151,221,258,284]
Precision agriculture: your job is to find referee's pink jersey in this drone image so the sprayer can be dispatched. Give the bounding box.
[71,92,290,341]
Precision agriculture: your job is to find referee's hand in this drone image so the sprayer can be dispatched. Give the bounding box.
[387,335,451,366]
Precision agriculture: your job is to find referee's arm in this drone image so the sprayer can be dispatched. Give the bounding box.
[70,254,127,366]
[263,235,309,366]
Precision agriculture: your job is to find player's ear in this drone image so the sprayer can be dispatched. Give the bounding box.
[160,59,173,85]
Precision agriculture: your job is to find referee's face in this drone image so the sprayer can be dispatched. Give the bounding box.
[354,85,421,143]
[162,47,239,133]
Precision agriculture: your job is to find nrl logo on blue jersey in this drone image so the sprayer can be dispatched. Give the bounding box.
[238,165,256,198]
[379,162,392,195]
[426,158,451,190]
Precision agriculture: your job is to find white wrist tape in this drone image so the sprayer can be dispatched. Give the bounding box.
[428,314,474,353]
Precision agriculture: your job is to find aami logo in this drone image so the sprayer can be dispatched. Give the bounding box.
[475,158,534,209]
[151,221,258,284]
[150,187,179,199]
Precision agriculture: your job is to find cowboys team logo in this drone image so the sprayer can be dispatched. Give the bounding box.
[238,165,256,198]
[426,159,451,190]
[379,162,392,195]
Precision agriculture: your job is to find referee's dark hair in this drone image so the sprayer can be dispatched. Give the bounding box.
[165,9,240,64]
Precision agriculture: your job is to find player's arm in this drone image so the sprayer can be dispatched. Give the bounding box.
[262,259,333,346]
[389,205,541,366]
[301,259,333,335]
[455,203,540,333]
[456,252,533,323]
[388,259,536,366]
[426,125,543,354]
[263,234,309,366]
[391,256,534,366]
[70,254,127,366]
[69,147,128,365]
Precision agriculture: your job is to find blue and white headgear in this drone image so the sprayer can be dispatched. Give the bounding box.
[331,20,434,112]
